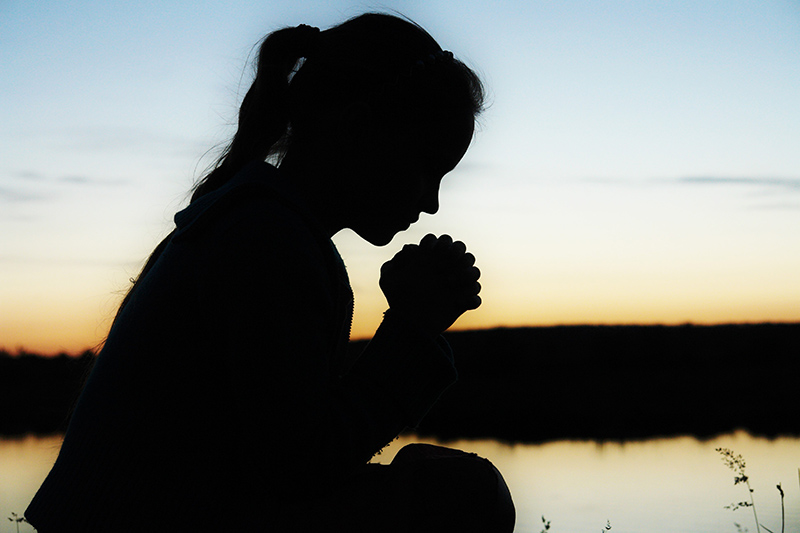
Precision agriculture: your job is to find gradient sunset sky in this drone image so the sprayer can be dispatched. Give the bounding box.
[2,0,799,353]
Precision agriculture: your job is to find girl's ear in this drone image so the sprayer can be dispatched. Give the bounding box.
[338,101,375,147]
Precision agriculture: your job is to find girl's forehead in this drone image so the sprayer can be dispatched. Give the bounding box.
[412,117,473,171]
[413,113,473,144]
[430,115,474,151]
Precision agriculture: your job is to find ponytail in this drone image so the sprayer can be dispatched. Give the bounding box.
[191,24,320,203]
[110,14,483,332]
[108,25,321,326]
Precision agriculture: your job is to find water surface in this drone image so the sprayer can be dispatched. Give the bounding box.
[2,432,797,532]
[373,432,799,533]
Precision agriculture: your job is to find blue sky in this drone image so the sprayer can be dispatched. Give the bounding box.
[2,0,799,351]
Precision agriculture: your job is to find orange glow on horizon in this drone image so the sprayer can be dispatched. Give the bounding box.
[5,280,799,353]
[6,313,800,355]
[5,285,800,356]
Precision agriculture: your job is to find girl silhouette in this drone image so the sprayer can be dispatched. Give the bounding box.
[27,13,514,532]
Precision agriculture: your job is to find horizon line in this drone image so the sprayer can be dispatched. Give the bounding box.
[4,320,799,356]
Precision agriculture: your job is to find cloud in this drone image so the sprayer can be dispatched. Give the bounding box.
[749,201,800,211]
[578,176,800,190]
[58,174,128,187]
[677,176,800,191]
[572,175,800,211]
[0,254,135,268]
[0,185,52,203]
[54,126,211,161]
[11,170,47,181]
[676,176,800,211]
[0,170,128,215]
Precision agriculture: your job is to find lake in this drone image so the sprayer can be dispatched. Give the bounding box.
[1,431,797,532]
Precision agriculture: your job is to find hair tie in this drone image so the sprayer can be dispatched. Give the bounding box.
[296,24,321,59]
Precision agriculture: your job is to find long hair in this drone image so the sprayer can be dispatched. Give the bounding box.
[112,13,484,326]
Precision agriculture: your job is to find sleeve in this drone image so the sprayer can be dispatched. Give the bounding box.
[205,200,456,500]
[348,309,458,429]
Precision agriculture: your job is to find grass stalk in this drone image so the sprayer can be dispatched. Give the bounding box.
[717,447,761,532]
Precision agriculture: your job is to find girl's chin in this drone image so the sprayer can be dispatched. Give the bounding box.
[355,227,403,247]
[351,215,415,246]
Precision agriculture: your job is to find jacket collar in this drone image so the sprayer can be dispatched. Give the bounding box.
[173,160,326,237]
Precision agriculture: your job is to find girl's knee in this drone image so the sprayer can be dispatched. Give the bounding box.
[392,444,515,532]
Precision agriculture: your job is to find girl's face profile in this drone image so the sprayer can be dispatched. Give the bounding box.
[347,114,474,246]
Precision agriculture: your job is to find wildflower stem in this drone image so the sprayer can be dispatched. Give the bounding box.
[745,477,761,532]
[717,448,761,533]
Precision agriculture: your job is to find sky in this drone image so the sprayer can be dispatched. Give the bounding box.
[1,0,799,353]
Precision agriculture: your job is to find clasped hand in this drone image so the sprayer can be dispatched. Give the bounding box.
[380,234,481,337]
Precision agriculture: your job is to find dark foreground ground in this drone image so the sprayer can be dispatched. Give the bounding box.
[2,324,798,441]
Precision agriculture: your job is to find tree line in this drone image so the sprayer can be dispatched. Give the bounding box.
[2,324,798,441]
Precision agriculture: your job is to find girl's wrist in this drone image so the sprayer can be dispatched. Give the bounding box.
[383,308,441,340]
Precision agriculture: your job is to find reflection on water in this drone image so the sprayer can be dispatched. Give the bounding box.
[0,434,63,528]
[2,432,797,532]
[373,432,799,533]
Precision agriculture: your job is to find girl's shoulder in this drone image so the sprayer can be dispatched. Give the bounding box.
[173,162,326,250]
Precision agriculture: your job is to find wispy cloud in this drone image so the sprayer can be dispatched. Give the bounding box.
[0,185,52,203]
[678,177,800,190]
[3,169,128,187]
[677,177,800,211]
[579,176,800,190]
[0,170,129,218]
[749,201,800,211]
[0,254,135,268]
[52,125,211,160]
[573,175,800,211]
[57,174,129,187]
[11,170,47,181]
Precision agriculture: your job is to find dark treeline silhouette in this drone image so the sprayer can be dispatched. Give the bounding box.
[1,349,94,435]
[3,323,798,441]
[371,323,800,442]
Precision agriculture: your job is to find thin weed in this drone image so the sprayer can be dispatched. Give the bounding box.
[717,447,788,533]
[538,515,610,532]
[7,513,31,533]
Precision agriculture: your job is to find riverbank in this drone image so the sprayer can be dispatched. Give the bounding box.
[403,323,799,442]
[3,324,798,441]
